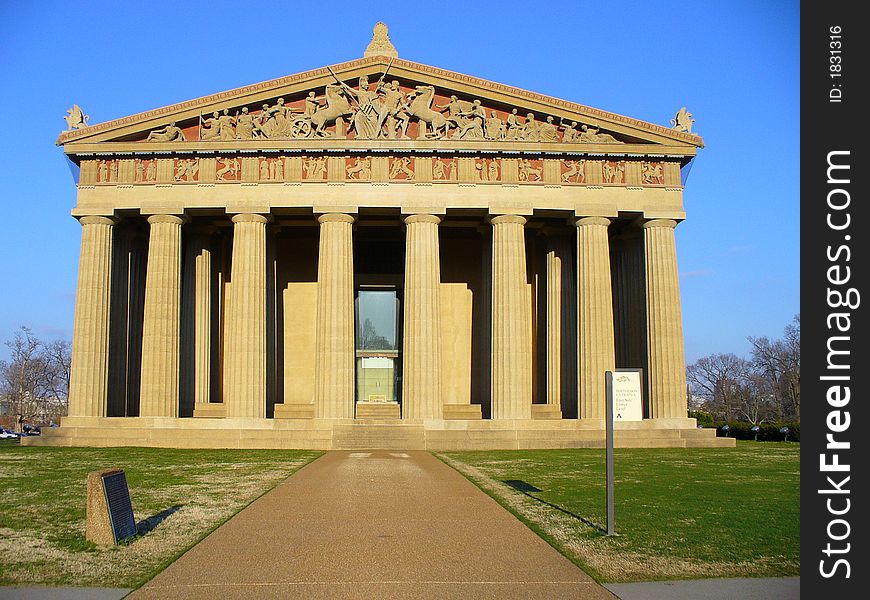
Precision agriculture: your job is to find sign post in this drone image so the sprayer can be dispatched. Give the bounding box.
[605,368,643,536]
[605,371,615,536]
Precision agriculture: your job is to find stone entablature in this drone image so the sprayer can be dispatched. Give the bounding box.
[78,155,681,187]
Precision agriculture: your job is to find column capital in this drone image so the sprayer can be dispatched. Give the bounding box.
[640,218,678,230]
[490,214,527,226]
[574,216,611,228]
[317,213,356,224]
[147,214,187,226]
[403,214,442,225]
[231,213,271,225]
[78,215,118,227]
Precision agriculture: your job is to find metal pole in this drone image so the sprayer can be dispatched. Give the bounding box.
[605,371,615,536]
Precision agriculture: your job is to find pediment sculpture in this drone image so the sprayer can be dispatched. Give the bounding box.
[137,76,627,145]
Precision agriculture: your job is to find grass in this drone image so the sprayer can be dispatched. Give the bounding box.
[439,441,799,583]
[0,443,321,588]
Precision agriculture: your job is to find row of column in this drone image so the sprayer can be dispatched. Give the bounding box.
[67,212,686,421]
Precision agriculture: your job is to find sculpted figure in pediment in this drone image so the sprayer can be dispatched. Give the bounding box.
[407,86,450,139]
[505,109,521,140]
[377,81,410,139]
[146,122,186,142]
[539,116,558,142]
[579,124,621,144]
[341,76,383,140]
[201,112,221,140]
[309,84,354,138]
[521,113,540,142]
[485,111,505,140]
[560,120,580,143]
[235,107,260,140]
[435,95,463,138]
[455,99,486,140]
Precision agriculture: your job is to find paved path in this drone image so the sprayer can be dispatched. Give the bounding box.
[127,450,614,599]
[605,576,800,599]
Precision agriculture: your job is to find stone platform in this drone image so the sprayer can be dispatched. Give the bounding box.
[22,416,734,450]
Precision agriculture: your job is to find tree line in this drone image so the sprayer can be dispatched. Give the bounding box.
[0,326,71,430]
[686,315,800,424]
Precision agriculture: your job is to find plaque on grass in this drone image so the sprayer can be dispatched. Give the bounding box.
[86,468,137,545]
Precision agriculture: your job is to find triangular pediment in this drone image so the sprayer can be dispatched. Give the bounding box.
[57,56,703,155]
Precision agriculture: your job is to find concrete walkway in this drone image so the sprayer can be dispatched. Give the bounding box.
[127,450,616,599]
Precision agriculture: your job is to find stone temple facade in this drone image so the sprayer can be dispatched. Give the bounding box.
[28,25,732,449]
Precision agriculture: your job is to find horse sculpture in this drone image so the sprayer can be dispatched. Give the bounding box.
[406,86,449,139]
[311,84,353,137]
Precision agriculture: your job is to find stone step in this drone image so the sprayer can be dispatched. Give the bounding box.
[273,403,315,419]
[443,404,483,420]
[355,402,401,419]
[531,404,563,420]
[193,403,226,418]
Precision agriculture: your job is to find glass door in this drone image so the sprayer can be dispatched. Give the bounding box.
[355,290,401,404]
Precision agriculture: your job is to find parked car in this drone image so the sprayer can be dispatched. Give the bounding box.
[0,428,21,439]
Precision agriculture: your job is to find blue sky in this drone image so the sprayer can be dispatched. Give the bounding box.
[0,0,799,363]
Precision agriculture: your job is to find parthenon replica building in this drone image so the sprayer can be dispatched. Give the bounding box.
[30,24,730,449]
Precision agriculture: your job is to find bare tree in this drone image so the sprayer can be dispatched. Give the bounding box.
[0,327,71,430]
[748,314,800,421]
[686,353,751,422]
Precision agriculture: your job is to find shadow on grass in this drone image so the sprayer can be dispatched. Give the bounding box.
[503,480,607,534]
[137,504,183,536]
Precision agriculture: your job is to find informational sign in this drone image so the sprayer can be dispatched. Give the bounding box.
[102,471,137,543]
[610,369,644,422]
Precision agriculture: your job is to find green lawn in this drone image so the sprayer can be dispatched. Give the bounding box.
[439,442,799,582]
[0,443,321,588]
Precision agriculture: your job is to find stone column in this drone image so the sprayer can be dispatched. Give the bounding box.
[186,230,214,411]
[139,214,184,417]
[223,214,269,419]
[643,219,688,418]
[575,217,616,419]
[314,213,355,419]
[68,216,116,417]
[490,215,532,419]
[545,230,572,409]
[402,214,442,420]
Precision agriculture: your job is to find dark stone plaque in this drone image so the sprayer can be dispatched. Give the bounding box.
[102,471,137,543]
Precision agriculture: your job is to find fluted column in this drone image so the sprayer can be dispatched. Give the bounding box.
[643,219,687,418]
[545,230,572,409]
[402,214,442,420]
[186,230,213,410]
[490,215,532,419]
[314,213,355,419]
[223,214,269,418]
[139,214,184,417]
[576,216,616,419]
[68,216,116,417]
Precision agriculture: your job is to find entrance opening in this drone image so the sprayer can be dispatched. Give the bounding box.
[355,289,402,405]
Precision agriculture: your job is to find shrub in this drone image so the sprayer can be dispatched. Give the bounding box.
[710,421,800,442]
